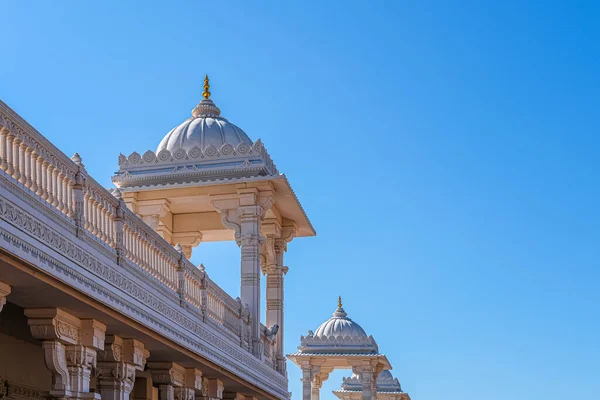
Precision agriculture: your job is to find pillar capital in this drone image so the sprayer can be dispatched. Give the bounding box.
[25,308,107,400]
[147,362,186,387]
[197,378,223,400]
[97,336,149,400]
[0,282,10,313]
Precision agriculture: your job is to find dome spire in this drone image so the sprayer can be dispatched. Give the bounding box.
[333,295,347,318]
[203,74,211,100]
[191,75,221,118]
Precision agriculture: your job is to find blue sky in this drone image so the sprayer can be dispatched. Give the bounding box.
[1,1,599,399]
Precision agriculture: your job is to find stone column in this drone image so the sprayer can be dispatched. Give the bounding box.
[148,362,186,400]
[97,336,149,400]
[355,365,380,400]
[199,379,223,400]
[238,203,264,356]
[211,189,274,357]
[0,282,10,313]
[130,372,153,400]
[263,222,295,373]
[184,368,203,400]
[25,308,106,400]
[300,363,314,400]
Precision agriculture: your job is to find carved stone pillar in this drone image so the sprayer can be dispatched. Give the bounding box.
[148,362,186,400]
[211,189,274,357]
[354,365,381,400]
[24,308,106,400]
[263,221,295,373]
[131,372,153,400]
[184,368,203,400]
[199,379,223,400]
[97,336,149,400]
[0,282,10,313]
[300,363,313,400]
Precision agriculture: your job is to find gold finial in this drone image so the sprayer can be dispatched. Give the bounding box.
[203,74,211,99]
[338,296,342,308]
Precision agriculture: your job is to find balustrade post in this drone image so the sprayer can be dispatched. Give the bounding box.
[112,191,126,265]
[175,244,187,307]
[23,144,32,187]
[0,127,8,171]
[200,274,208,322]
[30,150,39,194]
[12,136,21,182]
[73,167,86,238]
[5,131,15,176]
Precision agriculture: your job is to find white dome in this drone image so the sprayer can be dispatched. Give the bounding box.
[378,370,393,380]
[313,305,368,339]
[156,98,252,154]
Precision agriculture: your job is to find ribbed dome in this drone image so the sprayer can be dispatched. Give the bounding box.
[156,91,252,154]
[378,370,393,380]
[313,304,368,339]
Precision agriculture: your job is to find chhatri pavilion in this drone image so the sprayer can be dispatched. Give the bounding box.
[0,77,412,400]
[288,298,411,400]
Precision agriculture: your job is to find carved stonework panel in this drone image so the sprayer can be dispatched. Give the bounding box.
[24,308,81,345]
[148,362,185,387]
[0,378,43,400]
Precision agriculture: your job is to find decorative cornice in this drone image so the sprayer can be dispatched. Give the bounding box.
[113,140,278,184]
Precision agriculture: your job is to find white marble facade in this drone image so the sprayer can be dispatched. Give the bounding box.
[287,298,411,400]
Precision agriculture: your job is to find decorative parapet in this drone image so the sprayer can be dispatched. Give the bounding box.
[298,332,379,354]
[112,140,279,189]
[341,371,403,393]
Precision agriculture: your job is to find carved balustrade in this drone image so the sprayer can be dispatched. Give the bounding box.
[0,101,278,370]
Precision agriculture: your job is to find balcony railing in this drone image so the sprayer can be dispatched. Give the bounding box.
[0,101,276,368]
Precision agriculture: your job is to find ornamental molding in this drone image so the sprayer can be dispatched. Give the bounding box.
[112,140,279,188]
[0,377,43,400]
[298,333,379,353]
[0,184,288,398]
[116,140,277,173]
[341,371,403,393]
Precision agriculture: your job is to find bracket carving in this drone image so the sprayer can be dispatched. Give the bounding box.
[0,282,10,313]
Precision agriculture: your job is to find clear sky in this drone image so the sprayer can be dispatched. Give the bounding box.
[1,1,599,399]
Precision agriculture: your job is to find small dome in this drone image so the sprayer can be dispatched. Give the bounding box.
[156,77,252,154]
[378,370,393,380]
[313,299,368,339]
[156,100,252,154]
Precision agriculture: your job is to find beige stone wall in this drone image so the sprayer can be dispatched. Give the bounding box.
[0,303,51,396]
